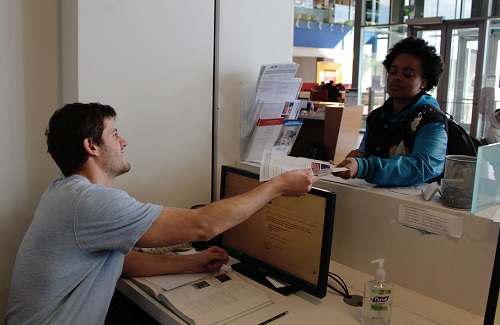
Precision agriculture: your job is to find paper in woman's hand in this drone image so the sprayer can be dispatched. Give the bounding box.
[312,167,349,176]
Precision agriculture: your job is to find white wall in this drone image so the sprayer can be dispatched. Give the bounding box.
[0,0,61,319]
[0,0,294,320]
[216,0,294,192]
[62,0,214,207]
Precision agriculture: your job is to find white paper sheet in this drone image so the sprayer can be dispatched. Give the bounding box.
[258,150,348,181]
[398,203,464,238]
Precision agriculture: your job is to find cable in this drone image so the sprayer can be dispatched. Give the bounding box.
[327,272,351,298]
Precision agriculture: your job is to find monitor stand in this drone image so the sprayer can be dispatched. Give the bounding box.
[231,262,299,296]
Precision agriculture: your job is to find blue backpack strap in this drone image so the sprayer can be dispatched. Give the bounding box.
[425,104,479,156]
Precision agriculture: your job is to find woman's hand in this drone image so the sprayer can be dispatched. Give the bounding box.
[345,149,365,158]
[331,158,359,179]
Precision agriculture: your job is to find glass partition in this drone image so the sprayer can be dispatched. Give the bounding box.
[471,143,500,214]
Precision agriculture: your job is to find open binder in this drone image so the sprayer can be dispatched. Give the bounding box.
[131,270,272,325]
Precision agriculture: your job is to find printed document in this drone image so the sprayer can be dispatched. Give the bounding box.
[257,63,299,81]
[397,203,464,238]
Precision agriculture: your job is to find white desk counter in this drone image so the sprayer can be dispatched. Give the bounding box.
[236,162,500,317]
[117,261,483,325]
[117,163,498,323]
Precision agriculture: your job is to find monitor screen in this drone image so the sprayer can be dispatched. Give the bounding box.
[218,165,336,299]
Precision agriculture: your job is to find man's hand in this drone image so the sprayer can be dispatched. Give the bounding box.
[188,246,229,273]
[271,169,318,197]
[122,246,228,277]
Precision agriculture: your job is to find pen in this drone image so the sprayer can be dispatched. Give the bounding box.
[257,310,289,325]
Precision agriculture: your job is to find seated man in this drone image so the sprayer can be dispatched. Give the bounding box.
[325,81,339,102]
[6,102,317,324]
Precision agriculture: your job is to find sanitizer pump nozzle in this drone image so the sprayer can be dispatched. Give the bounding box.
[372,258,385,283]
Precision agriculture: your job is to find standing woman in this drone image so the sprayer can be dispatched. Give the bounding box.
[334,37,446,186]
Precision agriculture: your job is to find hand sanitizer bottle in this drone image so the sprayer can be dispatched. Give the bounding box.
[361,258,393,324]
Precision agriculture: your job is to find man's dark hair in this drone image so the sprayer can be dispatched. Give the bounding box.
[382,37,444,91]
[45,102,117,176]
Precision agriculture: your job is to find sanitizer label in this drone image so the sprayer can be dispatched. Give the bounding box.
[362,286,393,323]
[370,289,392,310]
[370,304,388,311]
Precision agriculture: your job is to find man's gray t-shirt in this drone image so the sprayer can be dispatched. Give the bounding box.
[6,175,163,324]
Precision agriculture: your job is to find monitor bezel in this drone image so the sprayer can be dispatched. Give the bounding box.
[484,227,500,325]
[218,165,336,299]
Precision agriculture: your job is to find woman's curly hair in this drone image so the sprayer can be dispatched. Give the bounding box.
[382,37,444,91]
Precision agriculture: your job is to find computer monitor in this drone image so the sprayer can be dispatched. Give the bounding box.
[484,228,500,325]
[219,165,336,299]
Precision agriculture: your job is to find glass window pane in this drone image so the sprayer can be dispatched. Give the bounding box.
[417,30,442,99]
[494,0,500,15]
[365,0,391,25]
[420,0,473,19]
[461,0,472,19]
[447,27,479,132]
[360,26,407,115]
[480,19,500,138]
